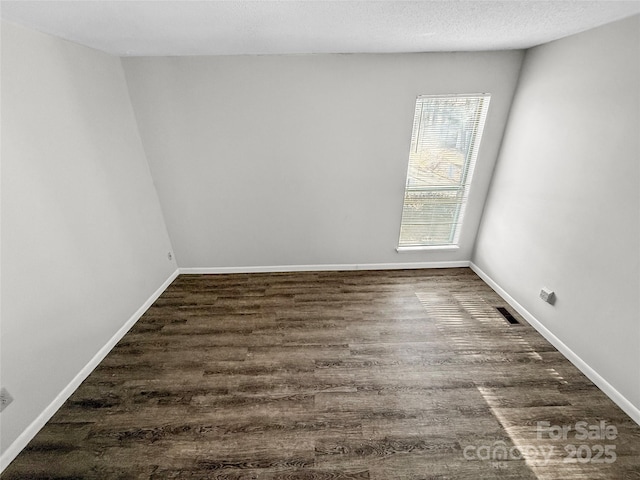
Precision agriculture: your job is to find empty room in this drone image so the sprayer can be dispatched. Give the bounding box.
[1,1,639,478]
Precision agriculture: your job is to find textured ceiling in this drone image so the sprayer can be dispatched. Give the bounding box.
[1,1,639,56]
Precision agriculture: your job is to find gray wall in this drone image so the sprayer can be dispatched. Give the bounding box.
[473,16,640,411]
[1,21,177,455]
[122,52,523,269]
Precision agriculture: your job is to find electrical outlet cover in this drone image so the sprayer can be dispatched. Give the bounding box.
[540,288,556,305]
[0,387,14,412]
[0,387,13,412]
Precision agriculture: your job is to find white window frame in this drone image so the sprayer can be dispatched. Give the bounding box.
[397,93,490,250]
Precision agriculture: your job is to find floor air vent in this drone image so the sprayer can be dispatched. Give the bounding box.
[496,306,519,325]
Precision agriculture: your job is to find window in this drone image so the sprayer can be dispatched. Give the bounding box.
[398,94,490,248]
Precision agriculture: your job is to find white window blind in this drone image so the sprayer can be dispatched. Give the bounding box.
[398,94,490,247]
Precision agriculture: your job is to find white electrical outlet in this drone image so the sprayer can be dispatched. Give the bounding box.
[540,287,556,305]
[0,387,14,412]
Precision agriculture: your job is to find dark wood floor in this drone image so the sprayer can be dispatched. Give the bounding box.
[3,268,639,479]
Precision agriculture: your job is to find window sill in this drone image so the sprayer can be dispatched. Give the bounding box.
[396,245,460,252]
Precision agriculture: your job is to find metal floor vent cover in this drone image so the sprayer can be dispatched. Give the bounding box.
[496,306,519,325]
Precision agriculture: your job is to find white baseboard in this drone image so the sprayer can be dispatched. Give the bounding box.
[0,268,180,473]
[180,261,470,275]
[17,260,633,472]
[470,262,640,426]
